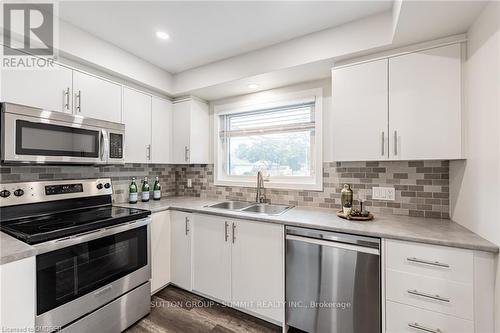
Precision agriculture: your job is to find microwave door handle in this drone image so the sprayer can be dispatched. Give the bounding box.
[100,130,109,163]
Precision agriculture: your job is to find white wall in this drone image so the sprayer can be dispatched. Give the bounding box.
[58,20,174,94]
[449,2,500,331]
[174,12,393,94]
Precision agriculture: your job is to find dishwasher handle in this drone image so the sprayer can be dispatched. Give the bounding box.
[286,226,380,250]
[286,234,380,256]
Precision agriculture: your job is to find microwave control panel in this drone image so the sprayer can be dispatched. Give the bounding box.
[109,133,123,159]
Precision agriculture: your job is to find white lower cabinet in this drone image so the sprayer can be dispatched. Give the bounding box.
[151,211,171,294]
[384,239,495,333]
[191,214,284,324]
[231,219,284,323]
[386,301,474,333]
[170,211,192,290]
[192,215,232,302]
[0,257,35,331]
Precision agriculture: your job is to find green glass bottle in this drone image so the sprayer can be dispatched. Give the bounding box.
[141,176,150,202]
[129,177,138,204]
[153,176,161,200]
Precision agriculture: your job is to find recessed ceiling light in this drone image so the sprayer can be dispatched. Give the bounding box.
[156,31,170,40]
[247,84,259,89]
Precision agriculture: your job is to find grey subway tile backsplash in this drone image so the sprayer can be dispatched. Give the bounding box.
[0,160,450,218]
[175,161,450,219]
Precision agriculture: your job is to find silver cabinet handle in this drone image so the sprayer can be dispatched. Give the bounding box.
[75,90,82,112]
[64,88,70,111]
[232,222,236,243]
[224,221,229,242]
[394,130,398,155]
[184,146,190,162]
[407,289,450,303]
[381,131,385,156]
[185,217,190,235]
[407,257,450,268]
[146,144,151,161]
[408,322,442,333]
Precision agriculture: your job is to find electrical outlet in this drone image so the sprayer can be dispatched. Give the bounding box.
[187,179,192,188]
[372,187,395,201]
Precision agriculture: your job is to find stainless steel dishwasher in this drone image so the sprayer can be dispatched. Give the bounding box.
[286,226,381,333]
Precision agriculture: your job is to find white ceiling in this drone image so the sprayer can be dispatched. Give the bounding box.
[58,1,393,74]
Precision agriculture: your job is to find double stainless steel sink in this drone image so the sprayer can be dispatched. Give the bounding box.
[207,201,294,216]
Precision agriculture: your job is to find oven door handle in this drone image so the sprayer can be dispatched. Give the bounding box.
[34,217,152,255]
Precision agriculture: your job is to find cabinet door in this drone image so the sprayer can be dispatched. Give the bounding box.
[0,257,35,331]
[188,99,210,164]
[332,59,388,161]
[151,211,171,294]
[73,71,122,123]
[192,214,231,302]
[171,101,191,164]
[123,88,151,163]
[170,211,192,290]
[232,219,284,323]
[389,44,462,160]
[151,97,173,164]
[0,63,72,113]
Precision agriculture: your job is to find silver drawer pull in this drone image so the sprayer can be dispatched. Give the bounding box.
[407,289,450,303]
[408,322,443,333]
[407,257,450,268]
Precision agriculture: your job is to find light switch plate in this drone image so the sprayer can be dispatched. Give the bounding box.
[372,187,395,201]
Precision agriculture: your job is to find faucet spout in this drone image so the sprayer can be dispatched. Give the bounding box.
[256,171,267,203]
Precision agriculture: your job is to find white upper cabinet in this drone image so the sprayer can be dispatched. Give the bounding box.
[170,211,192,291]
[151,97,173,164]
[0,63,73,113]
[123,87,152,164]
[192,214,231,302]
[172,98,210,164]
[332,59,389,161]
[331,43,463,161]
[72,71,122,123]
[389,43,462,160]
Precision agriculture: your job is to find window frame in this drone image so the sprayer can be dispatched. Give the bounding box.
[213,88,323,191]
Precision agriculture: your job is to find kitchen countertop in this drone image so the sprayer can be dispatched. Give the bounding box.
[116,197,499,253]
[0,232,37,265]
[2,196,498,265]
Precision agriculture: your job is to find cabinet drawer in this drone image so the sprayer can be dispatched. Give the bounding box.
[386,269,473,320]
[386,301,474,333]
[385,239,473,284]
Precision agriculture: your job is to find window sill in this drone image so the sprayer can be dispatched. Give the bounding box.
[213,179,323,191]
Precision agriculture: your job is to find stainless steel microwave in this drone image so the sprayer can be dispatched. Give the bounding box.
[1,103,125,164]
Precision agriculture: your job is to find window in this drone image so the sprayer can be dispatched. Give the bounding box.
[214,90,323,190]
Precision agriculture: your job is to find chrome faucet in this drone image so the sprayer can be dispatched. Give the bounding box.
[256,171,267,203]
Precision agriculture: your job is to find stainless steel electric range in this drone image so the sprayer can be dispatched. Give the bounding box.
[0,178,152,333]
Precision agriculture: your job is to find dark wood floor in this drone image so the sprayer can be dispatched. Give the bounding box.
[126,285,282,333]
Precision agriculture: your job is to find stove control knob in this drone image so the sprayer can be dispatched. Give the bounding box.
[104,183,111,189]
[14,189,24,197]
[96,183,103,190]
[0,190,10,198]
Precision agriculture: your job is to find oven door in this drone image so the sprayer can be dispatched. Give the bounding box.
[35,218,151,330]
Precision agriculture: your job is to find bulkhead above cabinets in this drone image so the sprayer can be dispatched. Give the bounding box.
[332,42,464,161]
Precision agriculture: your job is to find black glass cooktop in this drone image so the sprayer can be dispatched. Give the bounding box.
[0,205,150,245]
